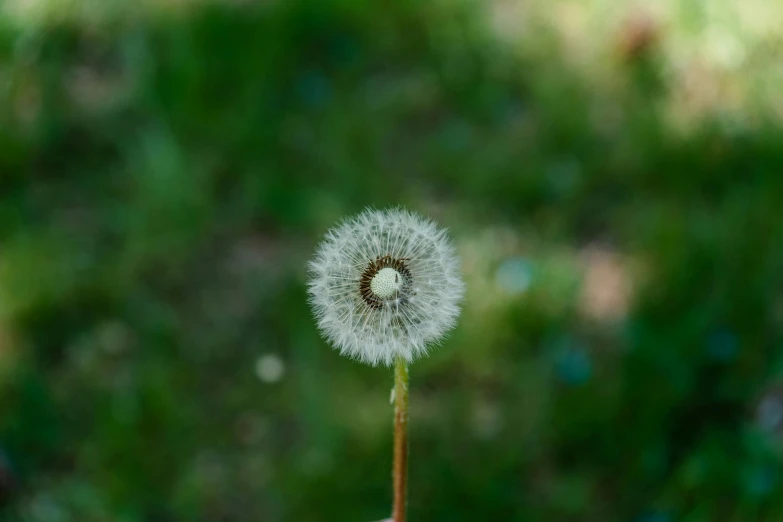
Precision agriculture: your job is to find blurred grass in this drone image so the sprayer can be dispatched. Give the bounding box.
[1,0,783,521]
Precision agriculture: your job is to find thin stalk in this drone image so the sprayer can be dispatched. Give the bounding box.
[392,356,409,522]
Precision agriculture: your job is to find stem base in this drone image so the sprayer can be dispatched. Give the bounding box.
[392,357,409,522]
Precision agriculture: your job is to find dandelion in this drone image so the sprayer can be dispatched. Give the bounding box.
[308,208,464,366]
[308,208,464,522]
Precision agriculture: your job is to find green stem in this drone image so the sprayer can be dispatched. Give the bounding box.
[392,356,409,522]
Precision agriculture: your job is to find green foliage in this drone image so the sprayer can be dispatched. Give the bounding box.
[1,0,783,520]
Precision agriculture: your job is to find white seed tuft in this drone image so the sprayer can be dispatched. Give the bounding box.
[307,208,465,366]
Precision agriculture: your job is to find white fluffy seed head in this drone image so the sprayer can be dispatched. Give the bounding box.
[307,208,465,366]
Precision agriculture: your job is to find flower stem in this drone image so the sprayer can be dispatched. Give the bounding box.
[393,356,409,522]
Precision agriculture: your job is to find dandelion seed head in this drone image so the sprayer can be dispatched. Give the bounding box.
[308,208,465,366]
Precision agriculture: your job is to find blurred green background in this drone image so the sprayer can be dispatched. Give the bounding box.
[2,0,783,520]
